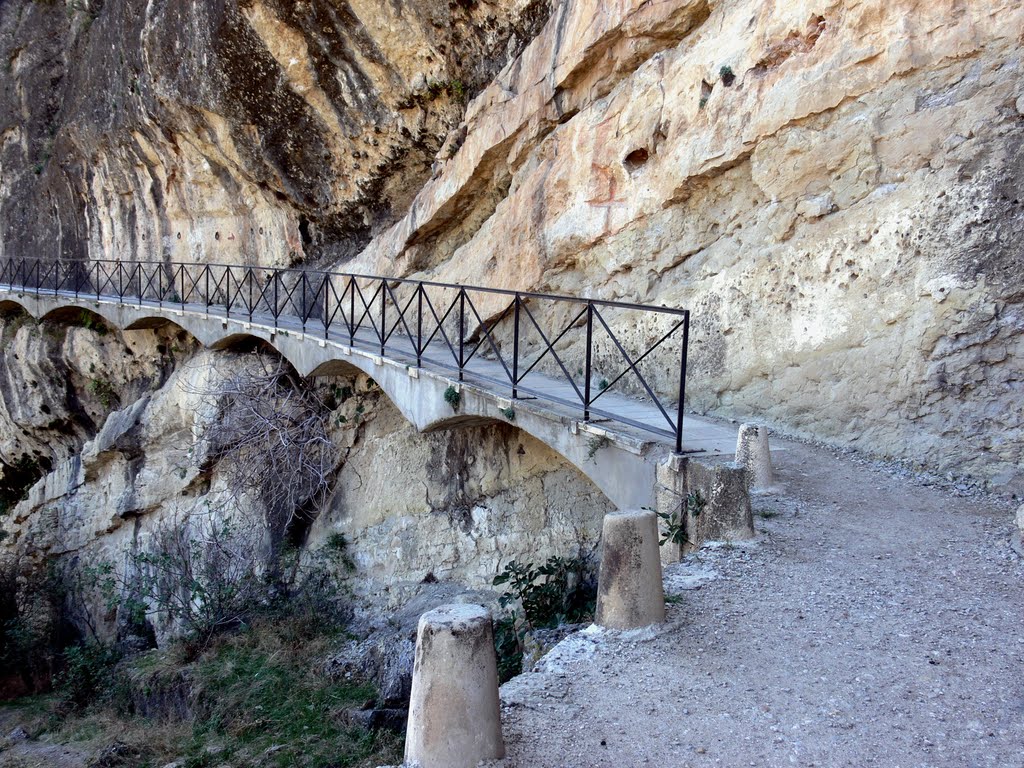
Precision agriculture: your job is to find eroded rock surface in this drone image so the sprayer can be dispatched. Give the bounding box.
[1,0,1022,655]
[348,0,1024,492]
[0,0,552,265]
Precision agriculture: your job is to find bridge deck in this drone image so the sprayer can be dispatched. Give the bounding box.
[1,286,744,457]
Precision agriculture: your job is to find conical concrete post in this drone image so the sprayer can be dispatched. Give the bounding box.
[596,509,665,630]
[404,604,504,768]
[736,423,773,490]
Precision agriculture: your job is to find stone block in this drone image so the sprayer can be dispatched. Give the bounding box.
[596,509,665,630]
[735,423,774,491]
[405,604,504,768]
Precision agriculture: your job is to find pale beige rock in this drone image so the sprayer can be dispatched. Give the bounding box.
[405,604,504,768]
[306,384,612,604]
[341,0,1024,494]
[6,0,1024,650]
[595,509,665,630]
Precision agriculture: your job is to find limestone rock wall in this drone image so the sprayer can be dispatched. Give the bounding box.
[0,0,551,267]
[346,0,1024,493]
[0,308,193,486]
[309,381,610,606]
[0,326,609,639]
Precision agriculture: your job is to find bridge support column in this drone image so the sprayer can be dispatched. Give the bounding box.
[405,604,504,768]
[656,455,754,563]
[596,509,665,629]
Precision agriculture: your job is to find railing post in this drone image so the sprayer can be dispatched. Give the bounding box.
[675,310,690,454]
[272,270,278,327]
[348,277,355,345]
[379,278,386,355]
[180,265,186,308]
[512,295,520,399]
[416,284,423,367]
[34,260,40,297]
[301,271,307,332]
[136,264,142,306]
[205,266,210,316]
[323,275,329,340]
[583,302,593,421]
[95,262,100,302]
[458,288,466,381]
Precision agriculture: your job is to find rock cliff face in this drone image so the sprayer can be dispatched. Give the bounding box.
[0,0,551,266]
[1,0,1023,645]
[348,0,1024,492]
[0,317,608,642]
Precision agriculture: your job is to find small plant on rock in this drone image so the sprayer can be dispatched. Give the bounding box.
[657,490,706,547]
[687,489,707,518]
[719,65,736,86]
[499,406,516,422]
[87,378,118,409]
[585,434,611,462]
[443,385,460,411]
[79,310,108,336]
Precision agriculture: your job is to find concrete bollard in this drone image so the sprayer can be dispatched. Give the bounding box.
[405,604,504,768]
[735,423,773,490]
[595,509,666,630]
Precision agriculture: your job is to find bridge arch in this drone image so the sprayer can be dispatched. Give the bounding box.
[0,298,32,317]
[38,304,119,330]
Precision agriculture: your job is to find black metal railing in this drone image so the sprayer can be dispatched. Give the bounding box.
[0,257,691,451]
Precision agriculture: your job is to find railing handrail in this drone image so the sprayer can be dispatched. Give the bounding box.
[0,256,691,452]
[2,257,688,316]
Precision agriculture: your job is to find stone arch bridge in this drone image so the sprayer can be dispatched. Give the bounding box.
[0,258,753,552]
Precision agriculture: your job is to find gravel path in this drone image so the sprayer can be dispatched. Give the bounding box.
[501,438,1024,767]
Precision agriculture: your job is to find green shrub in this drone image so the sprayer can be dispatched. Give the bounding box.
[56,642,122,710]
[78,310,109,336]
[657,490,707,547]
[87,377,118,409]
[491,554,596,682]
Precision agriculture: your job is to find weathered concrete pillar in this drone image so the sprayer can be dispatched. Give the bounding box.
[736,423,773,490]
[405,604,504,768]
[596,509,666,629]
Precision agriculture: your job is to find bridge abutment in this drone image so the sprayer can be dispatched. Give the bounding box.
[656,454,754,562]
